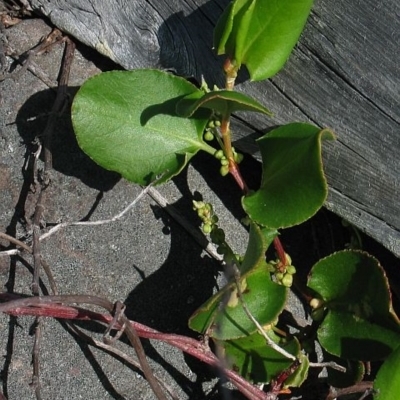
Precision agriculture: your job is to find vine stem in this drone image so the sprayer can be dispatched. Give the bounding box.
[223,57,238,91]
[220,115,249,193]
[0,294,270,400]
[273,237,288,267]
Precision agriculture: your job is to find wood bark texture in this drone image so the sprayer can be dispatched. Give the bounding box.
[27,0,400,257]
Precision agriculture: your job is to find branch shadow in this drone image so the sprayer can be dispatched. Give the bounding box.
[123,167,224,399]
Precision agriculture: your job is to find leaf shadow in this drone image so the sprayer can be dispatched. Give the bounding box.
[140,96,185,126]
[122,169,224,398]
[15,87,120,192]
[157,0,249,86]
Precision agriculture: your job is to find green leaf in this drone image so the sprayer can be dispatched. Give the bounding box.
[239,222,277,274]
[176,89,272,118]
[221,331,300,383]
[72,69,215,185]
[283,353,309,388]
[188,262,287,340]
[214,0,314,80]
[242,123,334,229]
[308,250,400,361]
[374,344,400,399]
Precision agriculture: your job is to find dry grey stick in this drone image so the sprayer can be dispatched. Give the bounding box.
[326,381,374,400]
[31,317,42,400]
[309,361,346,373]
[29,35,75,400]
[39,183,158,241]
[0,231,32,253]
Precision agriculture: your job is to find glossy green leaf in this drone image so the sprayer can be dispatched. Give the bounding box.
[318,312,400,361]
[214,0,255,63]
[239,222,277,274]
[176,89,272,118]
[242,123,334,229]
[283,353,309,388]
[72,70,215,185]
[374,344,400,400]
[214,0,314,80]
[189,262,287,340]
[308,251,400,361]
[221,331,300,383]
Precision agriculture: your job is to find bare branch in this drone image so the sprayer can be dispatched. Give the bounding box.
[39,182,158,241]
[65,322,180,400]
[31,317,42,400]
[0,232,32,253]
[309,361,346,373]
[326,381,374,400]
[0,249,20,256]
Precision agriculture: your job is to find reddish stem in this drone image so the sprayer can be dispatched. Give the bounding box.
[273,237,287,266]
[223,57,238,91]
[229,159,248,194]
[0,294,270,399]
[220,117,248,194]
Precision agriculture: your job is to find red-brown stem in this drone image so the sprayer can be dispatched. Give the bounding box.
[229,160,248,193]
[273,237,287,266]
[223,57,238,91]
[220,117,249,194]
[220,117,234,160]
[0,294,270,399]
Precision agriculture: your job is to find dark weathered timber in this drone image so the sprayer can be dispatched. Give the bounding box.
[27,0,400,257]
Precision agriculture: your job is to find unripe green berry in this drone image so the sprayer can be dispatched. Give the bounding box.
[286,265,296,275]
[204,203,213,212]
[234,152,244,164]
[220,165,229,176]
[214,150,224,160]
[204,130,214,141]
[265,263,275,273]
[282,273,293,287]
[208,120,215,128]
[220,158,229,166]
[310,298,324,309]
[215,120,221,127]
[193,200,205,210]
[275,272,284,281]
[202,223,212,234]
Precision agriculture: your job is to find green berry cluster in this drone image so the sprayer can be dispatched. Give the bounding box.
[213,147,243,176]
[269,253,296,287]
[192,200,219,234]
[203,118,221,142]
[192,200,241,265]
[203,112,222,142]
